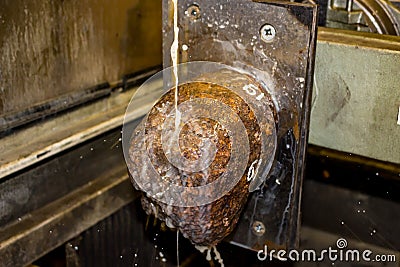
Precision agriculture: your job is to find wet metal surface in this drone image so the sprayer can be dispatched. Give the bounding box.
[64,165,400,266]
[0,128,138,267]
[162,0,318,251]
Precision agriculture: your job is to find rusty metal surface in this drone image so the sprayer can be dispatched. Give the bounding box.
[0,0,162,129]
[162,0,318,251]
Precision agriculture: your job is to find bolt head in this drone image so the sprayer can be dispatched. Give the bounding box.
[260,24,276,43]
[252,221,266,236]
[186,4,201,21]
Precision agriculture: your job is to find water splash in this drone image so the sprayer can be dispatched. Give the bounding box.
[212,246,224,267]
[171,0,181,130]
[195,245,225,267]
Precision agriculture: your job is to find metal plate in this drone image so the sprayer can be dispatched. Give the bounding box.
[0,0,162,131]
[310,28,400,164]
[0,128,139,267]
[162,0,318,251]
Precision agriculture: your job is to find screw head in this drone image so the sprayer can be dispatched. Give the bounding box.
[186,4,201,21]
[260,24,276,43]
[252,221,266,236]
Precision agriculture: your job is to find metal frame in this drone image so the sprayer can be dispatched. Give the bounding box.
[162,0,318,251]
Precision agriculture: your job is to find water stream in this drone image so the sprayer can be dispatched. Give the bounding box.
[169,2,225,266]
[171,0,181,130]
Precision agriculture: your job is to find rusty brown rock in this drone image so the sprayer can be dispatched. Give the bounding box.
[128,72,273,246]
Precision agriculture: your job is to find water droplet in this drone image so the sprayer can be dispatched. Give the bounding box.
[341,221,345,225]
[134,253,138,258]
[18,217,22,221]
[90,148,94,151]
[182,44,188,51]
[74,246,79,250]
[49,230,53,234]
[161,258,167,262]
[362,210,366,213]
[375,172,379,176]
[223,217,229,226]
[159,252,164,257]
[120,255,123,259]
[118,138,122,142]
[80,156,83,159]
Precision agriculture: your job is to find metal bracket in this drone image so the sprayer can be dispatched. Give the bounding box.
[163,0,318,251]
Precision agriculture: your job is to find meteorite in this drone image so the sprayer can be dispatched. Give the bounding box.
[127,69,276,246]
